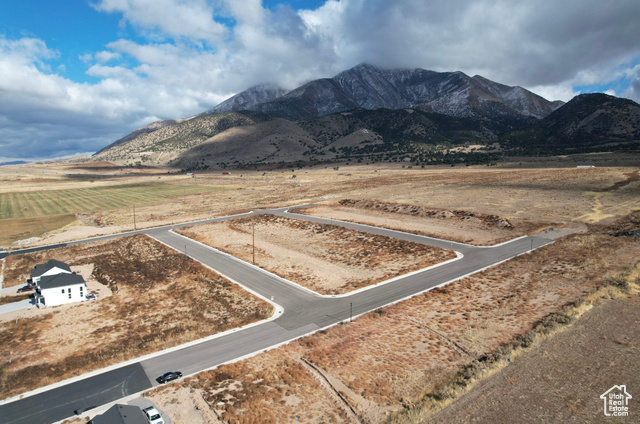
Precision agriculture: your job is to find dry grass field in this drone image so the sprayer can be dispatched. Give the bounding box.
[178,215,455,294]
[425,288,640,424]
[1,158,639,423]
[296,199,523,245]
[146,229,639,423]
[0,235,272,400]
[2,161,639,250]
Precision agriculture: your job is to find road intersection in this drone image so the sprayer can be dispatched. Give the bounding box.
[0,206,553,424]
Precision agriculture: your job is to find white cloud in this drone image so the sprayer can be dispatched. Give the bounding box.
[92,0,228,44]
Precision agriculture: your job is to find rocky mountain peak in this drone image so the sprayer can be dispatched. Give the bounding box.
[207,63,561,121]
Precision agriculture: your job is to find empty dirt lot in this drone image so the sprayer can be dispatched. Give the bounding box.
[178,214,455,294]
[145,226,639,423]
[426,289,640,424]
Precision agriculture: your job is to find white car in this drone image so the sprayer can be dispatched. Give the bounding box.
[142,406,164,424]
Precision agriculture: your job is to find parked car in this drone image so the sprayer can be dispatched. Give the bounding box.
[74,405,97,415]
[85,293,97,300]
[142,406,164,424]
[17,286,33,293]
[156,371,182,384]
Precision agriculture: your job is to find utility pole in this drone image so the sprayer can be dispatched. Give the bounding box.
[133,204,136,230]
[350,302,353,323]
[252,220,255,265]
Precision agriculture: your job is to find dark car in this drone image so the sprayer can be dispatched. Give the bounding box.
[156,371,182,384]
[17,286,34,293]
[74,405,97,415]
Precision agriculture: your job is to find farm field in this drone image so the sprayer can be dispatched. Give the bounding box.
[0,234,272,400]
[0,182,221,220]
[177,215,456,294]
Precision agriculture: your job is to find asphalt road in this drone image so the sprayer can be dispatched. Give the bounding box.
[0,207,552,424]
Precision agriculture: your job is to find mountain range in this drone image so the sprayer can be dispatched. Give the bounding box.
[206,63,562,120]
[94,64,640,169]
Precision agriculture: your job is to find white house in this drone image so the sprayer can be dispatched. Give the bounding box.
[35,273,87,307]
[30,259,72,285]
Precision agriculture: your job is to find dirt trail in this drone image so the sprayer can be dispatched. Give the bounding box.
[599,169,640,192]
[298,357,367,424]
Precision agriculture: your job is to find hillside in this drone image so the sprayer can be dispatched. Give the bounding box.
[94,111,274,166]
[503,93,640,153]
[94,66,639,170]
[171,108,518,170]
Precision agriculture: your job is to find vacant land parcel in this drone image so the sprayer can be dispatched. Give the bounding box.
[178,214,456,294]
[0,234,272,399]
[148,228,639,424]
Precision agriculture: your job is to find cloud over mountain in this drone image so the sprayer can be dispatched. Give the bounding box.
[1,0,640,161]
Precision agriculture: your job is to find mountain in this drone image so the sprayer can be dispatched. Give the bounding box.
[95,66,638,170]
[95,118,186,155]
[503,93,640,150]
[94,111,273,165]
[167,107,528,170]
[213,63,562,121]
[205,84,289,115]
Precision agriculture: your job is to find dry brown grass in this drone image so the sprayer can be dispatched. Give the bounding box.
[4,164,639,251]
[294,234,637,411]
[178,215,455,294]
[156,234,637,423]
[147,350,347,424]
[0,235,272,399]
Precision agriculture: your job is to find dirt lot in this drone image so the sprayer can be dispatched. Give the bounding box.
[144,229,639,423]
[425,292,640,424]
[297,199,525,246]
[178,215,455,294]
[0,235,272,400]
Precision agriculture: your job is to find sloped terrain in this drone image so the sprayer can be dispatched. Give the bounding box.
[94,111,273,166]
[504,93,640,151]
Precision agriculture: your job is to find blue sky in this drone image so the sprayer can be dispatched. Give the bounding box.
[1,0,640,162]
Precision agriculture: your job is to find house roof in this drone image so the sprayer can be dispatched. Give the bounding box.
[39,273,86,290]
[31,259,71,278]
[90,404,147,424]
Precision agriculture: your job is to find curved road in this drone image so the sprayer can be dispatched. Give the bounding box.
[0,206,552,424]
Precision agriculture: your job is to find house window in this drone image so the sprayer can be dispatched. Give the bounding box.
[61,289,65,294]
[80,286,83,296]
[68,292,72,299]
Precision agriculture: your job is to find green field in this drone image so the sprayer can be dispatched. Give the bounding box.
[0,182,221,220]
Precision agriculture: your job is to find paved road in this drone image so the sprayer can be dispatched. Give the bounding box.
[0,207,552,424]
[0,298,32,315]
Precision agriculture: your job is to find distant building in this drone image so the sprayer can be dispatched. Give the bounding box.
[33,270,88,307]
[30,259,71,285]
[90,404,147,424]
